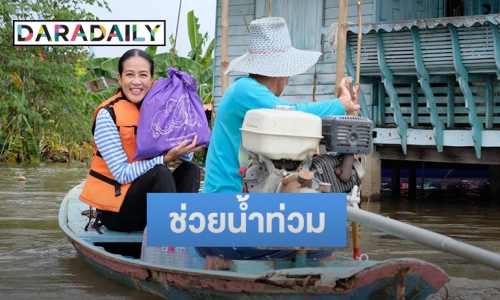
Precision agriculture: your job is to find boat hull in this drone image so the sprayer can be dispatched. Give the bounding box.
[60,184,448,299]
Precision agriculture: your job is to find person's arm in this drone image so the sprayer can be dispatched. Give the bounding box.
[290,99,345,118]
[237,78,346,118]
[94,109,164,184]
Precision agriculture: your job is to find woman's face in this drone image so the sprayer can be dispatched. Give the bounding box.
[117,55,153,104]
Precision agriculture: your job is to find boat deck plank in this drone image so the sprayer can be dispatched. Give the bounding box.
[66,184,143,244]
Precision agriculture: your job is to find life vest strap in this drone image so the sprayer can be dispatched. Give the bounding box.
[89,169,122,196]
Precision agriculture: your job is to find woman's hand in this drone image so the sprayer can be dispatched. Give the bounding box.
[337,77,360,113]
[162,135,206,164]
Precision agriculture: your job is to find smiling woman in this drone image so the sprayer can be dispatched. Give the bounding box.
[78,48,202,233]
[116,50,154,103]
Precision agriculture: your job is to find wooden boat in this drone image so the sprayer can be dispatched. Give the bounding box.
[59,183,449,299]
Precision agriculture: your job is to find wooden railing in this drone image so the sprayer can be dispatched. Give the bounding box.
[345,14,500,159]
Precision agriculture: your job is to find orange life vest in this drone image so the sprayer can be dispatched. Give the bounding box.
[79,93,140,212]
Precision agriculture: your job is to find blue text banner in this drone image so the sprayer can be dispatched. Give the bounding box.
[147,193,347,247]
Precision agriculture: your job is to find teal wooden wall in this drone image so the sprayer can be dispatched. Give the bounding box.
[344,13,500,158]
[255,0,323,52]
[213,0,500,110]
[213,0,375,109]
[214,0,254,107]
[376,0,444,21]
[463,0,500,16]
[213,0,500,160]
[376,0,500,21]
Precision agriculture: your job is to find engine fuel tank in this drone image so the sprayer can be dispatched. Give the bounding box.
[240,108,323,160]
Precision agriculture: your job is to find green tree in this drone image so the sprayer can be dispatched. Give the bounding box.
[0,0,110,162]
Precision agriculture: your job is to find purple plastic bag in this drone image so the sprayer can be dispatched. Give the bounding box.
[134,67,211,160]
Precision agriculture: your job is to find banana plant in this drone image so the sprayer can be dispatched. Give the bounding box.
[0,77,40,162]
[80,57,119,83]
[186,10,214,105]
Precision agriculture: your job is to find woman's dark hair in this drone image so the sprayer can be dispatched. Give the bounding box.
[118,49,154,76]
[115,49,154,96]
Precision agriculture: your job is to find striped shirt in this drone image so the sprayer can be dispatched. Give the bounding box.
[94,109,193,184]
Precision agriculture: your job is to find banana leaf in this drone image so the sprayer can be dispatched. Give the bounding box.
[187,10,204,61]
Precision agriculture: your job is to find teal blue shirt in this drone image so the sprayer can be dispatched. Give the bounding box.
[202,77,346,193]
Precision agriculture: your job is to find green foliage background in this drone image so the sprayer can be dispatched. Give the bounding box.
[0,0,111,162]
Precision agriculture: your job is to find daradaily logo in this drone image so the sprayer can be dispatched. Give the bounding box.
[13,20,166,46]
[147,193,347,247]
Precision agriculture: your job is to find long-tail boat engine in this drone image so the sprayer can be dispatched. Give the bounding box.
[240,106,373,194]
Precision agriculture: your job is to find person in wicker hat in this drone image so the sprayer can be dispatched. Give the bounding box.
[198,17,359,269]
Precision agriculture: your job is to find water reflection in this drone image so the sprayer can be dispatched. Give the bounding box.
[0,162,161,300]
[346,177,500,281]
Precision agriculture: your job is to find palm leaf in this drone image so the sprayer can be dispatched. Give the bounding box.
[155,52,172,64]
[155,54,205,76]
[98,58,120,80]
[200,38,215,67]
[188,32,207,61]
[22,114,40,161]
[187,10,203,60]
[145,46,157,60]
[198,65,213,85]
[86,57,111,68]
[100,57,120,71]
[11,72,23,90]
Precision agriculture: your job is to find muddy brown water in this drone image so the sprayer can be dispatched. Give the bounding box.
[0,162,499,299]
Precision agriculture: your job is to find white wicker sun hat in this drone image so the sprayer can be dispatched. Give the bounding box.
[225,17,322,77]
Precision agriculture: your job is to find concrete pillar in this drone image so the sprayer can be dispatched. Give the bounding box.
[420,162,425,190]
[489,165,500,197]
[408,166,417,198]
[360,149,381,202]
[391,167,401,193]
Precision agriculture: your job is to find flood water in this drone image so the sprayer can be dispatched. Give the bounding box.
[1,162,499,299]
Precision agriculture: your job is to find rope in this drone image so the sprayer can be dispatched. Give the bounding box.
[241,11,250,33]
[312,66,317,102]
[171,0,183,67]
